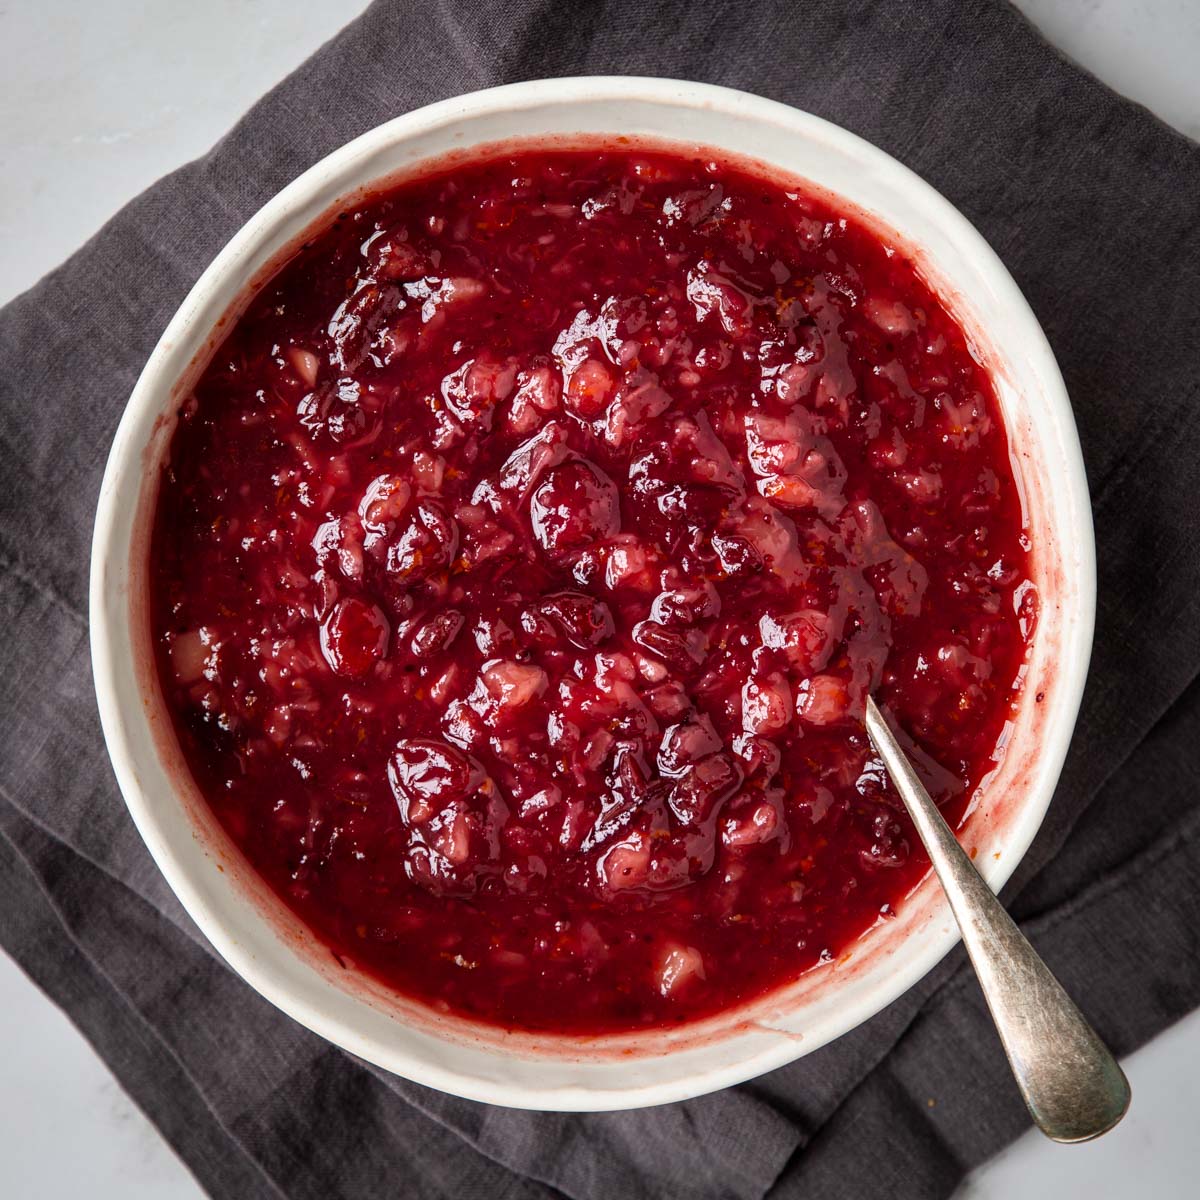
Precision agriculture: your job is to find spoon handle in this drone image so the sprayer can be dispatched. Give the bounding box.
[864,696,1130,1142]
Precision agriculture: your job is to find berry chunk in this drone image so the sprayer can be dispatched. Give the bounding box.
[530,458,621,557]
[385,501,459,581]
[539,591,616,648]
[319,597,389,677]
[389,738,485,825]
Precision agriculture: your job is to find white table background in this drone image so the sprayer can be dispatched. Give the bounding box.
[1,2,1197,1196]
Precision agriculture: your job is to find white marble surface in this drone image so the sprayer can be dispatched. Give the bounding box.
[1,1,1197,1196]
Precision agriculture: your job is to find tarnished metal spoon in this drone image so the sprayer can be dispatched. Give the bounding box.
[864,695,1130,1143]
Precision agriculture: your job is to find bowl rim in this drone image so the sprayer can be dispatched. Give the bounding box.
[89,74,1095,1110]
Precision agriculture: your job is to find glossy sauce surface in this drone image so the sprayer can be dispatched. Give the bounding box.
[151,147,1033,1032]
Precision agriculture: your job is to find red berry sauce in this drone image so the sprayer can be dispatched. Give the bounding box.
[150,146,1033,1033]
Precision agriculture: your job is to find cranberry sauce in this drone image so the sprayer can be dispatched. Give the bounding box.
[151,147,1032,1033]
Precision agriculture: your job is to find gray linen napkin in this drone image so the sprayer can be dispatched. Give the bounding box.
[2,2,1199,1197]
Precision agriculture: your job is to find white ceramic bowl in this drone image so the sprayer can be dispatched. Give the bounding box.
[90,77,1094,1110]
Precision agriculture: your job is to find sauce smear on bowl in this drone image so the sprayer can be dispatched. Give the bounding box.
[151,147,1032,1033]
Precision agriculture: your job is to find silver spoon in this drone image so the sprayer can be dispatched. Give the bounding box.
[864,695,1130,1142]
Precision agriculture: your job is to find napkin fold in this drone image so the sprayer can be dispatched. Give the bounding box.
[2,2,1199,1197]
